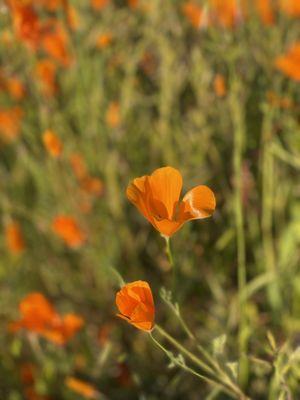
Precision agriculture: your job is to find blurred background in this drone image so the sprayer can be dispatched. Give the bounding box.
[0,0,299,399]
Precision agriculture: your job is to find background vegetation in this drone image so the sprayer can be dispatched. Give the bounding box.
[0,0,299,399]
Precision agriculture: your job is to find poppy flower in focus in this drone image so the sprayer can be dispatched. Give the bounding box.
[127,166,216,237]
[0,107,23,142]
[275,42,300,81]
[116,281,155,331]
[35,59,58,97]
[5,221,26,254]
[42,129,63,157]
[65,377,99,399]
[10,292,84,345]
[213,74,226,97]
[52,215,86,248]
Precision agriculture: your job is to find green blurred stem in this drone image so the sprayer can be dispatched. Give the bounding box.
[152,325,248,399]
[164,236,177,292]
[229,80,248,387]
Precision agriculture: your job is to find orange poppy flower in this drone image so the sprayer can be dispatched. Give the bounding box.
[6,77,26,100]
[255,0,274,25]
[5,221,26,254]
[116,281,155,331]
[65,377,98,399]
[10,292,84,345]
[182,1,206,28]
[0,107,23,142]
[35,59,57,97]
[96,33,113,49]
[127,166,216,237]
[275,42,300,81]
[52,215,86,248]
[69,153,87,180]
[210,0,243,28]
[9,1,41,50]
[213,74,226,97]
[279,0,300,17]
[105,101,121,128]
[42,129,63,157]
[90,0,110,11]
[80,176,104,196]
[41,22,72,67]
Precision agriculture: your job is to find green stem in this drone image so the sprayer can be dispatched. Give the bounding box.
[164,236,177,292]
[229,78,248,387]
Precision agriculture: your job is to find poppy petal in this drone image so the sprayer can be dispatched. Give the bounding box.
[182,185,216,220]
[148,167,182,219]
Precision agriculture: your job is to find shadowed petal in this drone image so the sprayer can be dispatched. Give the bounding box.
[182,185,216,221]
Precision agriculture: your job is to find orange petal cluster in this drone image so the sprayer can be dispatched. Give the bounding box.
[42,129,63,157]
[127,166,216,237]
[52,215,86,248]
[10,293,84,345]
[65,377,99,399]
[5,221,26,254]
[0,107,23,142]
[116,281,155,331]
[275,42,300,81]
[279,0,300,17]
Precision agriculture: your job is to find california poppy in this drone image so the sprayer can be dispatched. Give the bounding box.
[127,166,216,237]
[5,77,26,100]
[65,377,98,399]
[116,281,155,331]
[279,0,300,17]
[90,0,110,11]
[35,59,58,97]
[255,0,275,26]
[182,1,206,29]
[10,292,84,345]
[42,129,63,157]
[213,74,226,97]
[41,22,72,67]
[105,101,121,128]
[52,215,86,248]
[96,33,113,49]
[0,107,23,142]
[275,42,300,81]
[5,221,26,254]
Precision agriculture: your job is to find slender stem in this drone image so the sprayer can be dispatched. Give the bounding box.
[164,236,177,293]
[229,78,248,387]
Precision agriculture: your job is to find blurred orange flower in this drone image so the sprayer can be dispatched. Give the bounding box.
[10,292,84,345]
[52,215,86,248]
[65,377,98,399]
[5,77,26,100]
[106,101,121,128]
[80,176,104,196]
[20,363,35,385]
[279,0,300,17]
[42,22,72,67]
[255,0,274,25]
[210,0,242,28]
[213,74,226,97]
[90,0,110,11]
[9,1,41,49]
[42,129,63,157]
[275,42,300,81]
[182,1,206,28]
[96,33,113,49]
[69,153,88,180]
[35,59,58,96]
[127,166,216,237]
[5,221,26,254]
[116,281,155,331]
[0,107,23,142]
[127,0,139,9]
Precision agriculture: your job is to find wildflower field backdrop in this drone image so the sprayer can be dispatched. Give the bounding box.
[0,1,300,399]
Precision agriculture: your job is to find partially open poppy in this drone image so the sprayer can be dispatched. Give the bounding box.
[116,281,155,331]
[127,166,216,237]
